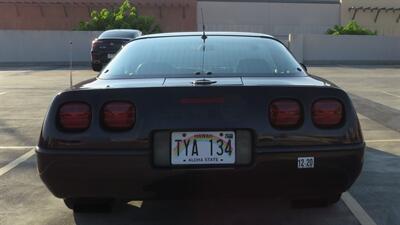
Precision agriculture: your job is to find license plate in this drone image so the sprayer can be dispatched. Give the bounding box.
[107,53,115,59]
[297,157,315,169]
[171,131,235,165]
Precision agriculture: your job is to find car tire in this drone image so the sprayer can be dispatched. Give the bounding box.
[64,198,115,213]
[291,193,341,208]
[91,63,102,72]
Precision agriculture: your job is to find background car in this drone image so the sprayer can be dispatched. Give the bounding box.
[37,32,364,212]
[90,29,142,71]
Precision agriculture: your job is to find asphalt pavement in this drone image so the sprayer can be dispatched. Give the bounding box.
[0,65,399,225]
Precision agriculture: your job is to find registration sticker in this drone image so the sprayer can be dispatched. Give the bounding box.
[297,157,315,169]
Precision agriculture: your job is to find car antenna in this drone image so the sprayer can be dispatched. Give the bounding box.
[193,8,210,79]
[69,41,73,89]
[201,8,207,42]
[200,8,207,76]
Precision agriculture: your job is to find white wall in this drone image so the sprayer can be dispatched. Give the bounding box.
[197,1,340,37]
[0,30,102,65]
[289,34,400,64]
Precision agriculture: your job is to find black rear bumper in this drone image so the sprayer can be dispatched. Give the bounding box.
[91,51,114,65]
[36,143,364,200]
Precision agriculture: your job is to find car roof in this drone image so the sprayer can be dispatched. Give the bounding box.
[137,32,276,40]
[102,29,141,33]
[99,29,142,39]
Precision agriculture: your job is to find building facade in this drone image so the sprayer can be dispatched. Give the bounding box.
[197,0,340,38]
[1,0,399,36]
[341,0,400,36]
[198,0,400,36]
[0,0,197,32]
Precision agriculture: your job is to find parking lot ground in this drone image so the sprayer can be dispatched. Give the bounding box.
[309,66,400,225]
[0,65,399,225]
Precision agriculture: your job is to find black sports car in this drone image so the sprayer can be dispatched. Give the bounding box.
[91,29,142,71]
[37,32,364,212]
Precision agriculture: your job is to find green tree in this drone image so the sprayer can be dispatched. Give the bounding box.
[77,0,161,34]
[326,21,377,35]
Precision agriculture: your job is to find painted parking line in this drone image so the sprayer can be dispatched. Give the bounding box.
[381,91,400,98]
[0,146,35,150]
[128,201,143,208]
[342,192,378,225]
[0,70,30,73]
[0,92,7,95]
[0,148,35,177]
[366,139,400,143]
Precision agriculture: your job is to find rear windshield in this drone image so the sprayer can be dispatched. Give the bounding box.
[99,36,304,79]
[99,30,140,39]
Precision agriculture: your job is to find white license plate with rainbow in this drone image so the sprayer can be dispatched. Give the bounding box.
[171,131,235,165]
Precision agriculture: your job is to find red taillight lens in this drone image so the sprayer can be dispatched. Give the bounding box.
[312,99,343,128]
[91,39,103,49]
[102,102,135,130]
[58,102,91,131]
[269,99,302,128]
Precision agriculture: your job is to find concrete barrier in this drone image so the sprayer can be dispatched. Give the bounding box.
[0,30,102,66]
[1,31,399,66]
[289,34,400,65]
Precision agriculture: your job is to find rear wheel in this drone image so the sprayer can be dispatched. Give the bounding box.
[291,193,341,208]
[64,198,115,213]
[91,63,102,72]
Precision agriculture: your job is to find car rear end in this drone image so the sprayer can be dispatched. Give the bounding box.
[91,38,129,66]
[91,29,142,71]
[37,84,364,200]
[37,33,364,204]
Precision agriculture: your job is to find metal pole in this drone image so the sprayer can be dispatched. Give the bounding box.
[69,41,73,88]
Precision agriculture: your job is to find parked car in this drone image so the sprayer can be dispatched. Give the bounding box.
[36,32,364,212]
[90,29,142,71]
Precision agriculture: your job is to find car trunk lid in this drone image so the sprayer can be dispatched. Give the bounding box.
[93,38,130,52]
[163,77,244,87]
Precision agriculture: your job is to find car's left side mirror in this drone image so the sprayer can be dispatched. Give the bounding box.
[300,63,308,72]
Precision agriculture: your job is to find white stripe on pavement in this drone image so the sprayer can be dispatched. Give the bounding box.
[0,92,7,95]
[366,139,400,143]
[342,192,378,225]
[0,149,35,177]
[128,201,143,208]
[381,91,400,98]
[0,146,35,149]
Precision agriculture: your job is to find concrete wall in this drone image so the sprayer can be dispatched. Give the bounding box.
[0,30,102,65]
[197,1,340,37]
[289,34,400,64]
[3,31,399,66]
[341,0,400,36]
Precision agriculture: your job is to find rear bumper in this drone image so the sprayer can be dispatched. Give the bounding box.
[36,144,364,199]
[91,51,113,65]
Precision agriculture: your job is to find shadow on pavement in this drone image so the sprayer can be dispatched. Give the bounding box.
[349,147,400,225]
[350,94,400,133]
[0,119,34,146]
[72,147,400,225]
[73,197,359,225]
